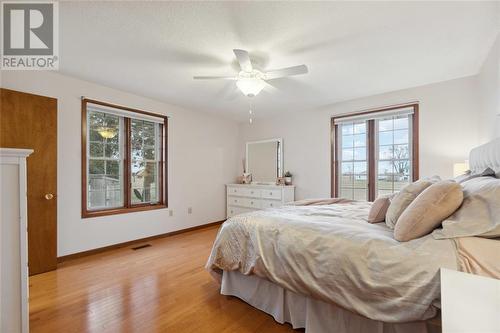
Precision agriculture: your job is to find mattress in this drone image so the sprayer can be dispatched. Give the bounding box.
[206,202,458,323]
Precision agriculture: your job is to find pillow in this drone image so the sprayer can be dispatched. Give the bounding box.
[385,177,440,229]
[454,167,496,184]
[433,177,500,239]
[394,181,464,242]
[367,194,393,223]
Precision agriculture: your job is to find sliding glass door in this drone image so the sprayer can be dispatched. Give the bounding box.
[332,104,418,201]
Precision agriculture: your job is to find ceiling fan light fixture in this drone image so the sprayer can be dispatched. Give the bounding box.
[97,127,118,139]
[236,77,265,97]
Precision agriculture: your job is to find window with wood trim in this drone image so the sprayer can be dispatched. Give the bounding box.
[82,99,168,218]
[331,104,419,202]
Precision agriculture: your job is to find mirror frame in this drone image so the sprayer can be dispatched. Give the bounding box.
[245,138,283,184]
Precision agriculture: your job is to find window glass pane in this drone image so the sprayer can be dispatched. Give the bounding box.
[144,147,156,160]
[353,189,367,201]
[89,160,104,174]
[379,145,393,160]
[341,162,353,174]
[378,189,394,197]
[394,117,409,130]
[378,119,393,131]
[340,188,353,199]
[337,121,367,201]
[353,174,367,188]
[375,114,413,199]
[353,162,367,174]
[342,149,354,161]
[394,129,408,144]
[379,131,392,145]
[89,129,103,142]
[378,177,393,190]
[342,135,354,148]
[89,142,104,158]
[87,110,123,210]
[88,191,105,208]
[341,174,353,187]
[342,123,353,135]
[353,147,366,161]
[131,120,160,204]
[353,134,366,147]
[378,160,393,175]
[105,143,119,159]
[89,175,105,191]
[392,144,410,159]
[353,123,366,134]
[105,160,120,179]
[394,178,410,191]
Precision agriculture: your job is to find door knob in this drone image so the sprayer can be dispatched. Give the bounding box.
[45,193,54,200]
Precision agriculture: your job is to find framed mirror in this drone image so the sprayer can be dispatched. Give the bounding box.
[246,138,283,184]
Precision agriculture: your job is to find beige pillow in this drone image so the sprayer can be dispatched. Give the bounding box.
[367,194,393,223]
[394,181,464,242]
[385,179,437,229]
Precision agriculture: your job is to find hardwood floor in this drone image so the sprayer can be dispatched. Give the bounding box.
[29,225,297,333]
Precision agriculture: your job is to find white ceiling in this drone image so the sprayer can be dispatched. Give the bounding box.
[59,1,499,121]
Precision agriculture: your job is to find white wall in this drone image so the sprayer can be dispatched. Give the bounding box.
[1,71,239,256]
[239,76,482,200]
[478,33,500,141]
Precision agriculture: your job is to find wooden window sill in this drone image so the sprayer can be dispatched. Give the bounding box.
[82,204,167,218]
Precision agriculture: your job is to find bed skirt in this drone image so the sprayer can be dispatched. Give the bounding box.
[221,271,441,333]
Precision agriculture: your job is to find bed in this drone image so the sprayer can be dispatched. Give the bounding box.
[206,138,500,333]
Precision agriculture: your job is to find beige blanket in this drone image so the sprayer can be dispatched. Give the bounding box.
[454,237,500,279]
[206,202,458,323]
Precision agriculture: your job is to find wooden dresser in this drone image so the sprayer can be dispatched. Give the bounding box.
[226,184,295,218]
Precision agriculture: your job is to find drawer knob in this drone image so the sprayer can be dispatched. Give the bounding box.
[269,192,272,195]
[251,201,254,204]
[270,203,273,207]
[251,191,254,194]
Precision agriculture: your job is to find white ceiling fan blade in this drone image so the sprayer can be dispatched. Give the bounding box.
[265,65,308,80]
[193,75,237,80]
[233,49,253,72]
[263,81,279,94]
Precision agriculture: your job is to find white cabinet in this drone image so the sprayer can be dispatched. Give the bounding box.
[0,148,32,333]
[226,184,295,218]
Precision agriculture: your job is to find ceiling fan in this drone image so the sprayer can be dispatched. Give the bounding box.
[193,49,308,97]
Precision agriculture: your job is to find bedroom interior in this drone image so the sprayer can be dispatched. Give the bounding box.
[0,1,499,333]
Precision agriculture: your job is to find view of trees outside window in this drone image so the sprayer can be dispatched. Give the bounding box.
[87,111,123,209]
[377,116,411,196]
[131,119,160,204]
[339,121,368,201]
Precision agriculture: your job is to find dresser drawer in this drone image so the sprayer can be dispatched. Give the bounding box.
[261,200,281,209]
[227,186,261,198]
[228,197,261,209]
[227,206,254,218]
[228,196,245,206]
[261,189,282,200]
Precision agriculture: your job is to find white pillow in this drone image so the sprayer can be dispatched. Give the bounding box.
[432,177,500,239]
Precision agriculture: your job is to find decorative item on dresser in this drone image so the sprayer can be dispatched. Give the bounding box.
[0,148,32,333]
[226,184,295,218]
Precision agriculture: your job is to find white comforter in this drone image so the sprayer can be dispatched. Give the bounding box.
[206,202,458,323]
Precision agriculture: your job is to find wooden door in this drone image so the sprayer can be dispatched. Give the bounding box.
[0,88,57,275]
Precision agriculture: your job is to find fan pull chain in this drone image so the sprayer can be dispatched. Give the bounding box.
[248,100,254,124]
